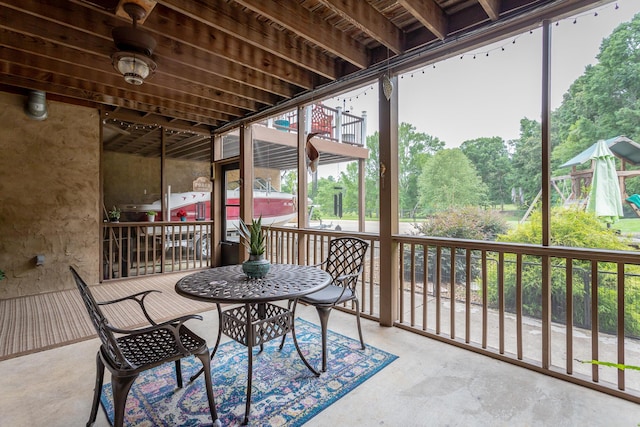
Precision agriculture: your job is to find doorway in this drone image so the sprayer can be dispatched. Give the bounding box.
[220,162,240,265]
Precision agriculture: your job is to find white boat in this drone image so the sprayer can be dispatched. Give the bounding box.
[119,179,296,227]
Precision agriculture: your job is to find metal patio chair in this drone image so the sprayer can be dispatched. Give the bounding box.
[285,237,369,372]
[69,267,220,427]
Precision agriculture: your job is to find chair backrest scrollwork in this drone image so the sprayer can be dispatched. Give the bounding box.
[69,267,129,368]
[324,237,368,292]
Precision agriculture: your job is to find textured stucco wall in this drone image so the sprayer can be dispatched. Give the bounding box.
[102,153,211,210]
[103,151,162,208]
[0,91,100,299]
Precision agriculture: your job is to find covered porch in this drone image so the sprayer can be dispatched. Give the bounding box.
[2,0,640,424]
[3,225,640,422]
[1,288,638,426]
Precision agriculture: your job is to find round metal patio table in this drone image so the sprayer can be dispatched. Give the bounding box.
[175,263,331,425]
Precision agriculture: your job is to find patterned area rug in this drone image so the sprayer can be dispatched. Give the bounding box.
[100,319,397,426]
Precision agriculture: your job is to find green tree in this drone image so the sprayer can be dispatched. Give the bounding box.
[507,118,541,207]
[460,136,512,209]
[552,14,640,184]
[280,169,297,194]
[398,123,444,218]
[338,124,442,219]
[309,175,340,217]
[362,132,380,218]
[418,148,487,212]
[339,161,360,215]
[551,116,600,172]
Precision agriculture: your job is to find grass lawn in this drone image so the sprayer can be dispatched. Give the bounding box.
[612,218,640,234]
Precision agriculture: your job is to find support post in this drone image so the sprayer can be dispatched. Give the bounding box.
[358,158,366,232]
[379,75,399,327]
[541,19,552,369]
[297,105,309,264]
[240,125,253,263]
[212,134,223,266]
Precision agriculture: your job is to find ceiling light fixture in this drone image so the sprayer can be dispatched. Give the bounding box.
[111,3,157,85]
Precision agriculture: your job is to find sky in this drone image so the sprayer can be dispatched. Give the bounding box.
[323,0,640,150]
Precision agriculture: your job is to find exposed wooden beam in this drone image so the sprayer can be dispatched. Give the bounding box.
[397,0,447,40]
[104,110,212,134]
[234,0,369,69]
[153,34,302,98]
[146,3,317,89]
[3,0,304,100]
[319,0,405,54]
[166,138,211,158]
[0,48,236,122]
[478,0,501,21]
[0,45,251,118]
[157,0,338,80]
[0,0,597,136]
[0,63,222,126]
[68,1,310,91]
[0,28,275,112]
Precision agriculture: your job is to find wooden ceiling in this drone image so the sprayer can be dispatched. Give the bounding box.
[0,0,606,137]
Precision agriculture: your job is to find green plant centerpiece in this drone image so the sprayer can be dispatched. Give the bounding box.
[147,210,157,222]
[238,215,270,279]
[108,206,121,222]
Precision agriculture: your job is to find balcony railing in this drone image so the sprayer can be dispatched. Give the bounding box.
[267,103,366,146]
[264,226,640,404]
[102,221,212,279]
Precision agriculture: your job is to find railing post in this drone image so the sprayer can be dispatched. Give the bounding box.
[617,262,626,391]
[360,111,367,146]
[336,106,343,143]
[304,105,312,135]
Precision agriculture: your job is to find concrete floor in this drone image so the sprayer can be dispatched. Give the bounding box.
[1,304,639,426]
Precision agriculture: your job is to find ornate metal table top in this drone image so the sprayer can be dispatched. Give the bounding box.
[175,264,331,304]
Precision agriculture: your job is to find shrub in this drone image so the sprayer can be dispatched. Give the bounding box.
[309,205,324,221]
[493,208,640,337]
[412,206,508,240]
[407,207,508,284]
[498,208,631,249]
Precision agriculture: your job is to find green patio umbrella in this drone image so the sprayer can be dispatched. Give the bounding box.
[586,139,624,223]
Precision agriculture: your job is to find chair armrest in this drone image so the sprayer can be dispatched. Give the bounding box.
[107,314,204,355]
[334,271,361,287]
[311,260,327,269]
[97,289,161,306]
[107,313,203,335]
[328,271,363,303]
[98,290,162,325]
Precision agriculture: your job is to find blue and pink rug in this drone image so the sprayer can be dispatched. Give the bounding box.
[100,318,397,426]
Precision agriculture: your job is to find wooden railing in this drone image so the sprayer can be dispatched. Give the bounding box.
[102,221,212,280]
[265,227,381,319]
[268,104,366,146]
[265,226,640,403]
